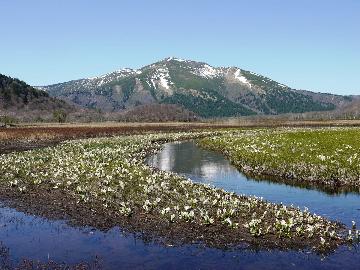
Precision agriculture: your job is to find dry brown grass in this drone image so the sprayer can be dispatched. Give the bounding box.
[1,119,360,143]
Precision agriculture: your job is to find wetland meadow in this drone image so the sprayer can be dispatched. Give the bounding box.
[0,123,359,269]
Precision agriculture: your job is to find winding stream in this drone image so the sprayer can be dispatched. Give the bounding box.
[147,141,360,227]
[0,141,359,269]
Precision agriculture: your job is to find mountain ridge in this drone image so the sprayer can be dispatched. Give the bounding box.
[39,57,354,118]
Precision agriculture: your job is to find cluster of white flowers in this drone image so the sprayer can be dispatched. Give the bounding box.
[0,130,347,248]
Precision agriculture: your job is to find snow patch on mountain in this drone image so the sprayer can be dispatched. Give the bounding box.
[166,57,187,62]
[150,79,156,89]
[159,75,170,89]
[88,68,137,80]
[193,64,221,78]
[149,67,173,94]
[234,69,252,87]
[85,68,141,87]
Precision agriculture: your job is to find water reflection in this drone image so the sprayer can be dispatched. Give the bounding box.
[147,141,360,227]
[147,141,238,183]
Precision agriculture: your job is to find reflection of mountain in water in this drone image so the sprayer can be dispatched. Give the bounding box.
[146,141,360,228]
[147,141,241,183]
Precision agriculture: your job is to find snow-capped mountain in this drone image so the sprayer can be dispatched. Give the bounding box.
[39,57,351,117]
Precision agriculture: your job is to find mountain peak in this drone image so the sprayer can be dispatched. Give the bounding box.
[40,58,348,118]
[163,56,189,62]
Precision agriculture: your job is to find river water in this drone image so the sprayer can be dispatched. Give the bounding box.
[0,141,359,269]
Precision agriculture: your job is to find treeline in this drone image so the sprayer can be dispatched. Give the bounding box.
[265,90,336,114]
[0,74,49,108]
[162,90,255,118]
[0,74,76,123]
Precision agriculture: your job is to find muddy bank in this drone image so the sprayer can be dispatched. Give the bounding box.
[0,181,345,255]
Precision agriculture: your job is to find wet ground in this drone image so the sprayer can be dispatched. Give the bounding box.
[0,140,359,269]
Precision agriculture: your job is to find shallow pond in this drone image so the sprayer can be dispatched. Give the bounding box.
[0,141,359,269]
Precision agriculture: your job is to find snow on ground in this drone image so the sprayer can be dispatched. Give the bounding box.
[148,66,173,94]
[166,57,187,62]
[157,68,172,92]
[150,78,157,89]
[193,64,221,78]
[234,69,252,87]
[159,74,170,89]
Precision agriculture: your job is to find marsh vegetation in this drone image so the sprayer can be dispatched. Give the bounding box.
[199,127,360,191]
[1,128,359,252]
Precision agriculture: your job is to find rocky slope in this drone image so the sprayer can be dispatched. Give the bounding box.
[40,57,353,118]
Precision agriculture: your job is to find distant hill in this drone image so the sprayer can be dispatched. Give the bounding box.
[0,74,75,122]
[39,57,353,118]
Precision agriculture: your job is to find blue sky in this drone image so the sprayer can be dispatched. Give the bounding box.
[0,0,359,95]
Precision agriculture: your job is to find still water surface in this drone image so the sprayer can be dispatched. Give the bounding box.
[0,141,359,269]
[147,141,360,227]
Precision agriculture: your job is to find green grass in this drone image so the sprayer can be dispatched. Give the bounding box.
[198,127,360,190]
